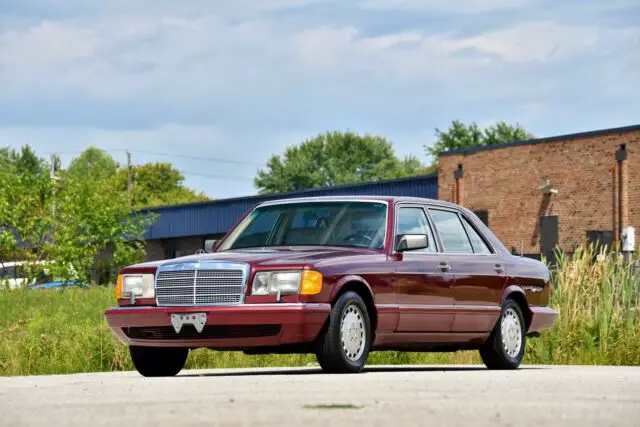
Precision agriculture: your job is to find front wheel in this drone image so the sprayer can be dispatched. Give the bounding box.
[129,346,189,377]
[315,291,372,373]
[480,300,526,370]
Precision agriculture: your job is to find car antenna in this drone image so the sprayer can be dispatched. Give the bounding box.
[520,240,524,257]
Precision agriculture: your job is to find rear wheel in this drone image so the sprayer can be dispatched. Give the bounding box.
[129,346,189,377]
[480,300,526,370]
[315,291,372,373]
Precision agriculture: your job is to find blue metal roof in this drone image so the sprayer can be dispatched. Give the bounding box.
[143,174,438,239]
[440,123,640,157]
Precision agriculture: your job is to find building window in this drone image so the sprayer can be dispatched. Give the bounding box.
[473,210,489,226]
[586,230,614,251]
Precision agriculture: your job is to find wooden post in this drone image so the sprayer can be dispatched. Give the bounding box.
[127,150,133,210]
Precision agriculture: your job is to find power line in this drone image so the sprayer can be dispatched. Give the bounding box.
[127,149,264,167]
[180,171,253,182]
[46,148,264,166]
[42,148,258,183]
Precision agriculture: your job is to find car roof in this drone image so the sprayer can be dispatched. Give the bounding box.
[256,195,462,209]
[253,195,509,255]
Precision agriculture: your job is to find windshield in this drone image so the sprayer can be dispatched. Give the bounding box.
[218,201,388,251]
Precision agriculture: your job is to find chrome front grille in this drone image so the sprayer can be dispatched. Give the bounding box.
[155,262,248,306]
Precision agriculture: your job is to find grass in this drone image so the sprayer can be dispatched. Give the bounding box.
[1,244,638,376]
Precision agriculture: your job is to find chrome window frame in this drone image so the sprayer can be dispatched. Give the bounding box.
[426,206,498,256]
[218,199,390,252]
[392,202,443,254]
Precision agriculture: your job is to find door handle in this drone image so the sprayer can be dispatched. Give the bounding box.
[493,264,504,273]
[439,263,451,272]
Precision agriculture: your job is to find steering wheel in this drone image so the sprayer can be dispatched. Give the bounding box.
[343,232,374,247]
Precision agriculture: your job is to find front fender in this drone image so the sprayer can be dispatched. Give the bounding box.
[328,274,375,302]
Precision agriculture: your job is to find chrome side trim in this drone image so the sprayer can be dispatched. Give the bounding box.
[376,304,500,311]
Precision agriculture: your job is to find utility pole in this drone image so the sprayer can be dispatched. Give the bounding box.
[50,153,58,217]
[127,150,133,210]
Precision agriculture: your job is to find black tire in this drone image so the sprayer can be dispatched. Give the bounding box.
[480,300,526,370]
[129,346,189,377]
[315,291,372,374]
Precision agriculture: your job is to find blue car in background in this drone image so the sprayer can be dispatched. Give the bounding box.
[29,280,90,290]
[1,260,90,290]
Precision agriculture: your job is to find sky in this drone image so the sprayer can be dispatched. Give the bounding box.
[1,0,639,199]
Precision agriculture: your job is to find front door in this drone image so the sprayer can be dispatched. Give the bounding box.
[428,208,504,333]
[394,205,455,332]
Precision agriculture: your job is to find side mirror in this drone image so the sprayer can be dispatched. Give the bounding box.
[204,239,217,253]
[396,234,428,252]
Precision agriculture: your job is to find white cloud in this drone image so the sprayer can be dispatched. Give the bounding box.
[1,0,639,197]
[0,21,98,67]
[2,11,637,104]
[289,20,640,87]
[358,0,537,14]
[442,21,640,62]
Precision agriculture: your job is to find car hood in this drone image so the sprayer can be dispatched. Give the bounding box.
[127,247,377,271]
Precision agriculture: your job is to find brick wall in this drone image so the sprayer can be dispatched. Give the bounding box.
[438,129,640,254]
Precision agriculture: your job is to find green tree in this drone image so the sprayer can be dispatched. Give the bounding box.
[425,120,534,158]
[0,145,47,176]
[67,147,119,181]
[0,150,152,285]
[0,153,53,268]
[46,169,153,282]
[114,162,209,209]
[254,131,422,194]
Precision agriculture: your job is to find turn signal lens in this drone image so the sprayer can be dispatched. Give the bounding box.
[116,274,124,299]
[300,270,323,295]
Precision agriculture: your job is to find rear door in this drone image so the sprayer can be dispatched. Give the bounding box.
[394,204,455,332]
[428,208,504,333]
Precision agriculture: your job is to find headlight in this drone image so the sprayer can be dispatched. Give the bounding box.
[116,274,155,299]
[251,270,323,296]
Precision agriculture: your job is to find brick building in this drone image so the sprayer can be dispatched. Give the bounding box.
[438,124,639,258]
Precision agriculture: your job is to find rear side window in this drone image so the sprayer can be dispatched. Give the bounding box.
[429,209,473,254]
[461,216,492,254]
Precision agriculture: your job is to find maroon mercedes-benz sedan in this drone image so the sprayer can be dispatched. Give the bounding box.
[105,196,558,376]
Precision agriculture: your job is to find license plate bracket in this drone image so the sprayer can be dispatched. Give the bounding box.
[170,313,207,333]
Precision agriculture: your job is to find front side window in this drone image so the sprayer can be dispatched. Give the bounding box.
[429,209,474,254]
[396,207,437,253]
[218,201,388,251]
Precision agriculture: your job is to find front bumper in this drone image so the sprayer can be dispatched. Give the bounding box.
[104,303,330,348]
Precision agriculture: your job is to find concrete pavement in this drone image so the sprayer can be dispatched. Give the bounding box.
[1,365,639,426]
